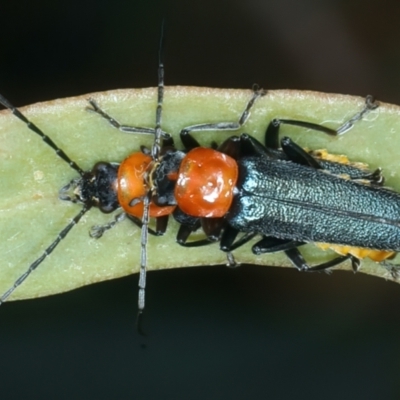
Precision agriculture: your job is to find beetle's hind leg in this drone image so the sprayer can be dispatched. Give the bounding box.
[285,247,360,273]
[265,95,379,149]
[336,95,379,134]
[179,87,266,151]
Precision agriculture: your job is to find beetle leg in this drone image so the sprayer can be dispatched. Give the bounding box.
[266,119,339,150]
[125,214,169,236]
[285,247,351,272]
[238,133,279,158]
[155,215,169,235]
[216,136,242,159]
[175,216,243,268]
[176,221,224,248]
[280,136,384,184]
[265,95,379,149]
[179,88,266,151]
[174,216,216,248]
[280,137,322,168]
[225,251,239,268]
[174,208,204,246]
[251,237,305,254]
[351,257,361,273]
[355,168,385,186]
[336,95,379,134]
[86,98,173,144]
[201,218,226,241]
[220,226,257,252]
[90,212,127,238]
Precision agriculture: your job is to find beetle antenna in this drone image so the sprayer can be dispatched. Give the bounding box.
[152,19,165,160]
[0,205,91,304]
[0,94,85,176]
[137,20,166,322]
[138,192,151,313]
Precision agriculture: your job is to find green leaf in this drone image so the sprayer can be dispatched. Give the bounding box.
[1,87,399,301]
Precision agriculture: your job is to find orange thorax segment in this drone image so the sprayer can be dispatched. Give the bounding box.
[175,147,238,218]
[117,152,175,218]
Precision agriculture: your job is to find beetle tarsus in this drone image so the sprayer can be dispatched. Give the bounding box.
[226,252,240,268]
[89,212,126,239]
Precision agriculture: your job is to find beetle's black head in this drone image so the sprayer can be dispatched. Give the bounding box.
[59,161,120,213]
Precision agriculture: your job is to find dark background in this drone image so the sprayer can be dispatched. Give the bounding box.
[1,0,400,399]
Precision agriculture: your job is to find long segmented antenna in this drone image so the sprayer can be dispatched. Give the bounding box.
[152,20,165,160]
[0,94,84,176]
[138,21,166,315]
[0,95,91,303]
[138,192,151,312]
[0,205,91,304]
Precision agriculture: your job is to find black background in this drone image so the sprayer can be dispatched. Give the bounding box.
[1,1,400,399]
